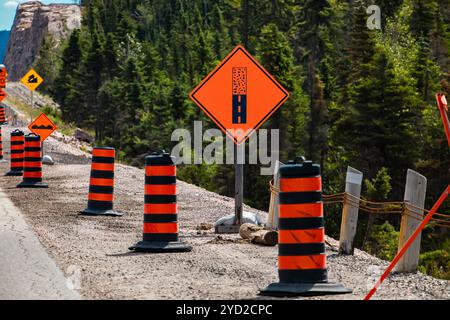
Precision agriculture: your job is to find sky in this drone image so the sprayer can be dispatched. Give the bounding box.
[0,0,77,30]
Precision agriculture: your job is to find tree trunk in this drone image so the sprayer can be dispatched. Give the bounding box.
[239,223,278,246]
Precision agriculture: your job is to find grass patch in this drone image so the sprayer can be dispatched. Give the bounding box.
[41,105,76,136]
[5,96,41,120]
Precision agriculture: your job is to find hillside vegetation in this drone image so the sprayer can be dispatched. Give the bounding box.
[33,0,449,278]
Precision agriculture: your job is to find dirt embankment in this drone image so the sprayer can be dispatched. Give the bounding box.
[0,125,448,300]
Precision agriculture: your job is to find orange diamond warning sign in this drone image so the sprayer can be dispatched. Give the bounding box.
[190,45,289,144]
[28,113,57,141]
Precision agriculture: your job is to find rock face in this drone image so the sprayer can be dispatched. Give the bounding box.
[4,1,81,81]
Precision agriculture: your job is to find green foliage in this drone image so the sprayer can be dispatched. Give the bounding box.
[365,167,392,201]
[419,239,450,280]
[34,36,62,95]
[363,221,399,261]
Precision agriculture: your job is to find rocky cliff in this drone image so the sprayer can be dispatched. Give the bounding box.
[3,1,81,81]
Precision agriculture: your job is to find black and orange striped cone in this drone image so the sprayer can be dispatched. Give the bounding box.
[260,157,351,297]
[5,129,24,176]
[0,126,6,163]
[80,147,123,216]
[17,133,48,188]
[129,152,192,253]
[0,105,7,125]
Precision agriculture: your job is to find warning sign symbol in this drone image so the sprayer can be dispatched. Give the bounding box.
[28,75,38,84]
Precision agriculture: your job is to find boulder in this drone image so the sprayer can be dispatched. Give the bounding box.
[214,211,262,227]
[42,155,54,165]
[74,128,94,143]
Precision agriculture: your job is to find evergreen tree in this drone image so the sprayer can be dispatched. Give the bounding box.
[334,48,421,185]
[54,30,83,124]
[295,0,333,162]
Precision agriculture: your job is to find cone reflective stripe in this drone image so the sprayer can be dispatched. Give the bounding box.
[5,129,24,176]
[80,147,123,216]
[129,152,191,253]
[260,158,351,297]
[17,133,48,188]
[0,105,7,125]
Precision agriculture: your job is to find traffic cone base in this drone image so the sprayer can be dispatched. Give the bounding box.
[129,241,192,253]
[16,181,48,188]
[259,282,352,297]
[80,208,124,216]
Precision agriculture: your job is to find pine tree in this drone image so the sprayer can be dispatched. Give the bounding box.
[211,3,229,58]
[295,0,333,162]
[309,75,328,168]
[33,36,61,95]
[54,30,83,124]
[258,23,301,158]
[83,31,104,140]
[334,48,421,184]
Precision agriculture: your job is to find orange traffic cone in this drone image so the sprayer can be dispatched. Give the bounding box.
[0,105,7,125]
[17,133,48,188]
[5,129,24,176]
[260,157,351,297]
[80,147,123,216]
[129,152,191,252]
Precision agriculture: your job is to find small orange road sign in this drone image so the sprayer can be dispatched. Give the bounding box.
[0,89,6,102]
[190,45,289,144]
[21,68,44,91]
[28,113,57,141]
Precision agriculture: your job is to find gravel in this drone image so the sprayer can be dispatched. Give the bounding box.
[0,125,448,300]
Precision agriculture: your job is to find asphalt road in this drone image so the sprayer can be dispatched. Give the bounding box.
[0,187,80,300]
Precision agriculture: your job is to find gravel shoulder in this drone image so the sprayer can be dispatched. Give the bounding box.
[0,125,448,300]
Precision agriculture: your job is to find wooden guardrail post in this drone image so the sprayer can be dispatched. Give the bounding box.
[396,169,427,273]
[267,160,282,230]
[339,167,363,255]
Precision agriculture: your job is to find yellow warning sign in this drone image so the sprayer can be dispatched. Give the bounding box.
[20,69,44,91]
